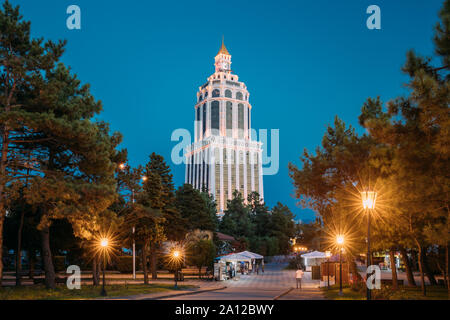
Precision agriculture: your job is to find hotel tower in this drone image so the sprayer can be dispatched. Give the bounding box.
[185,41,264,216]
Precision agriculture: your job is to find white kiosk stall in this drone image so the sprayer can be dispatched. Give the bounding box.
[301,251,328,272]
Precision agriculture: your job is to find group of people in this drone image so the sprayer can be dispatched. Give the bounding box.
[239,260,265,275]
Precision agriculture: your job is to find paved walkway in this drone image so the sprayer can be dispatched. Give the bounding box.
[277,288,326,300]
[162,263,325,300]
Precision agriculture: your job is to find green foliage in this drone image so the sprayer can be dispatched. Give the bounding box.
[187,239,216,273]
[219,191,296,256]
[289,0,450,296]
[176,184,217,232]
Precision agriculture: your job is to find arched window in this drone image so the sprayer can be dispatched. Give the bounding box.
[198,94,202,102]
[204,91,208,98]
[211,101,220,135]
[238,103,244,139]
[226,101,233,137]
[202,103,206,135]
[225,89,232,98]
[196,106,200,139]
[236,91,243,100]
[212,89,220,97]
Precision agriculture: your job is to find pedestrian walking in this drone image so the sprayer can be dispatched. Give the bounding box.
[295,268,304,289]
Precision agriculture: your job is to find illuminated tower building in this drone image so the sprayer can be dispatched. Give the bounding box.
[185,40,264,216]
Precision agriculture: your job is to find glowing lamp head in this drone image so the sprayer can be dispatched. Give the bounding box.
[119,163,125,170]
[173,250,180,258]
[325,251,331,258]
[100,238,109,247]
[361,191,377,209]
[142,176,148,182]
[336,235,344,245]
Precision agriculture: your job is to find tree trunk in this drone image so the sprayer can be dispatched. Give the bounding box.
[417,243,426,296]
[142,244,148,285]
[92,256,99,286]
[40,226,56,289]
[399,247,416,287]
[150,242,158,280]
[15,208,25,286]
[0,121,10,287]
[423,250,437,285]
[389,249,398,290]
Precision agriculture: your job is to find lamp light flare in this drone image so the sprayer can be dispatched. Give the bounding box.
[100,238,109,247]
[118,163,126,170]
[325,251,331,258]
[336,235,344,245]
[142,176,148,182]
[361,191,377,210]
[173,250,180,258]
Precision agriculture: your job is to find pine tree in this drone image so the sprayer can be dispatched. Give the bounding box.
[0,0,66,283]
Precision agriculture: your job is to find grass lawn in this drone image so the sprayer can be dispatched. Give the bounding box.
[0,283,196,300]
[322,284,449,300]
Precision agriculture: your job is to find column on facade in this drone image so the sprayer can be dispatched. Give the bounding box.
[193,151,197,189]
[219,147,224,212]
[232,97,237,139]
[210,147,215,199]
[243,149,247,199]
[199,104,203,141]
[227,147,232,199]
[199,149,204,191]
[244,102,248,140]
[194,107,197,143]
[206,101,210,138]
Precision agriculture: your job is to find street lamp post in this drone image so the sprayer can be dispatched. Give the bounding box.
[173,250,181,289]
[361,190,377,301]
[100,238,109,296]
[336,235,344,296]
[325,251,331,290]
[132,227,136,280]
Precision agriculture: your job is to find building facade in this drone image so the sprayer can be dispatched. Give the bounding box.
[185,41,264,216]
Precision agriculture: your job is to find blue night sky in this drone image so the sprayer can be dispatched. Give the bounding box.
[10,0,443,222]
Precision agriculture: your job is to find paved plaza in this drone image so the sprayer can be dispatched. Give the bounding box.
[161,263,325,300]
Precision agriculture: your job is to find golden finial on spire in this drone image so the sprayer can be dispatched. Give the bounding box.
[217,36,230,56]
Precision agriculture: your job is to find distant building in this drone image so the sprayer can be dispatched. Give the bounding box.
[185,40,264,216]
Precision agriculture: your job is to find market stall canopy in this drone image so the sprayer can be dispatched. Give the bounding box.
[217,252,252,262]
[240,251,264,259]
[300,251,327,259]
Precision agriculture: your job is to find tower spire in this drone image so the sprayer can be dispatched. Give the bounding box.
[217,36,230,56]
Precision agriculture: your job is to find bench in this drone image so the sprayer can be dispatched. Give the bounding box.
[380,279,404,286]
[181,267,212,280]
[33,277,67,285]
